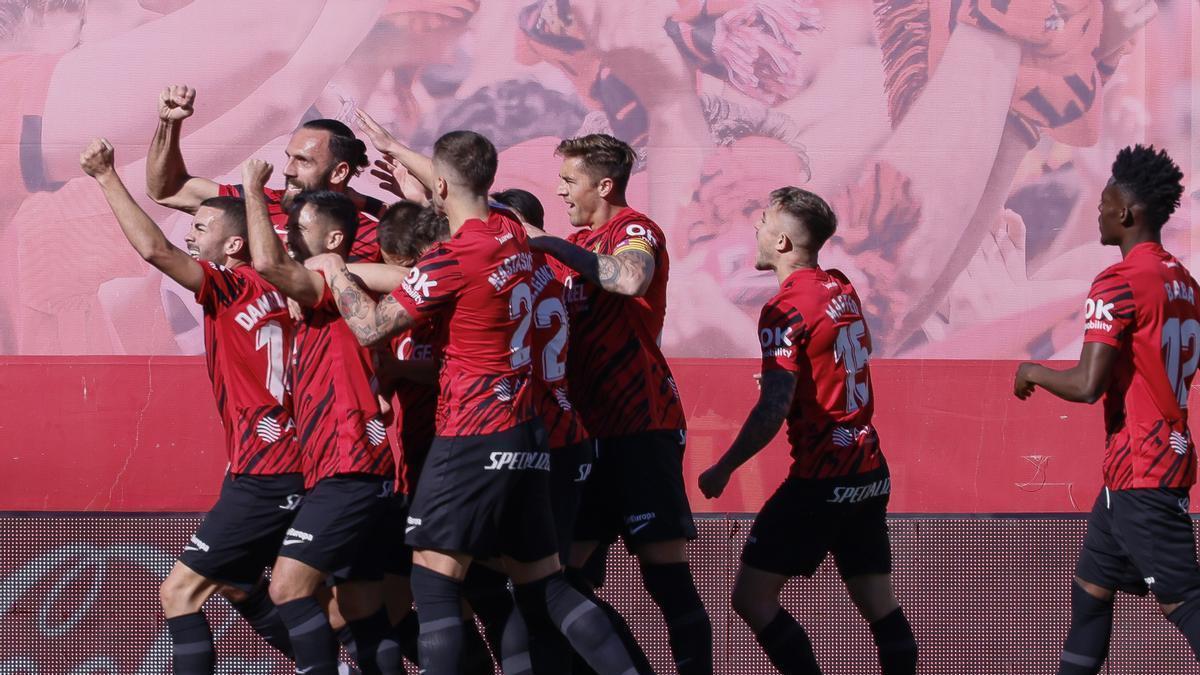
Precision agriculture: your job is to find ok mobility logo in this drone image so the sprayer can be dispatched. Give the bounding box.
[1084,296,1114,333]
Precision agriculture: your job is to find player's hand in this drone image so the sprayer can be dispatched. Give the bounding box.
[158,84,196,123]
[1097,0,1158,60]
[287,298,305,323]
[698,463,732,499]
[1013,362,1038,400]
[79,138,116,178]
[304,252,345,278]
[372,155,428,203]
[355,108,402,156]
[241,159,273,190]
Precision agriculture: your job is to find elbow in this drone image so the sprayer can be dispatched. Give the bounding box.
[140,244,175,267]
[1080,389,1104,405]
[358,333,387,349]
[252,258,284,277]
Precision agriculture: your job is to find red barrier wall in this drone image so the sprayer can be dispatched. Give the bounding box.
[3,356,1186,513]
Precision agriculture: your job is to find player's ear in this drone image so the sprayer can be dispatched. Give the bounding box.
[224,236,246,258]
[329,160,351,187]
[598,176,614,198]
[436,177,449,200]
[327,229,345,251]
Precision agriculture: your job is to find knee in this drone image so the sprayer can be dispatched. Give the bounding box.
[159,569,208,616]
[731,585,777,631]
[268,566,317,605]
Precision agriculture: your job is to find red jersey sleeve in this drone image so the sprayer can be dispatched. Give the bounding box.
[1082,269,1135,348]
[611,219,663,259]
[390,245,465,322]
[218,184,241,198]
[758,298,808,374]
[195,261,246,313]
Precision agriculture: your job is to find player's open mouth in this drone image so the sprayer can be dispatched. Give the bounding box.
[187,248,200,259]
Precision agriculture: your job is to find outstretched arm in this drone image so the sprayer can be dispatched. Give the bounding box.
[1014,342,1118,404]
[242,160,326,306]
[527,233,655,297]
[355,109,437,192]
[80,138,203,293]
[307,254,415,347]
[698,370,796,498]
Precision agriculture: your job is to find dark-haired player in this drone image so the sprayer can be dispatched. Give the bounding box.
[698,187,916,675]
[305,129,640,675]
[239,158,395,675]
[1014,145,1200,674]
[80,139,301,673]
[146,87,387,261]
[525,133,711,675]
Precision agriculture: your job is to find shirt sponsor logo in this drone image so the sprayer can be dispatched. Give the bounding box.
[760,326,793,358]
[402,267,438,303]
[1085,297,1115,322]
[282,528,313,546]
[827,477,891,504]
[484,451,551,471]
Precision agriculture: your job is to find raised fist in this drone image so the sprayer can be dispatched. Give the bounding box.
[241,158,274,189]
[158,84,196,123]
[79,138,116,178]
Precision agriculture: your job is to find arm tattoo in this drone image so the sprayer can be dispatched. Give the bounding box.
[327,266,409,346]
[719,371,796,470]
[532,235,654,295]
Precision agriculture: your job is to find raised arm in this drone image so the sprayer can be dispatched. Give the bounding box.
[1014,342,1118,404]
[306,254,415,347]
[698,370,797,498]
[355,109,436,192]
[80,138,203,293]
[242,160,326,306]
[40,0,330,184]
[527,232,655,297]
[345,263,411,293]
[146,85,219,212]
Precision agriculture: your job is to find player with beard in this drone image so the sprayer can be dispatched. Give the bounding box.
[523,134,711,675]
[147,87,387,262]
[80,138,302,673]
[239,158,396,675]
[303,129,639,675]
[698,187,916,675]
[1015,146,1200,674]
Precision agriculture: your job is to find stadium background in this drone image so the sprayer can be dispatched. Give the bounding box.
[1,0,1198,671]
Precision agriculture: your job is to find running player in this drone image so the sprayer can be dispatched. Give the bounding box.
[1013,145,1200,674]
[239,159,395,675]
[698,187,917,675]
[303,129,639,675]
[147,86,387,261]
[525,133,712,675]
[80,138,301,673]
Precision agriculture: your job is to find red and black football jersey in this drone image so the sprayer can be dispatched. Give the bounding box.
[391,210,535,436]
[530,251,587,449]
[759,267,884,481]
[290,280,393,487]
[555,208,685,436]
[1083,242,1200,490]
[195,262,300,475]
[386,319,444,493]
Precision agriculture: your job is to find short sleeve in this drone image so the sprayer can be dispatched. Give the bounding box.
[759,300,808,374]
[1081,270,1135,348]
[390,244,466,322]
[195,261,245,312]
[217,183,242,198]
[612,220,663,259]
